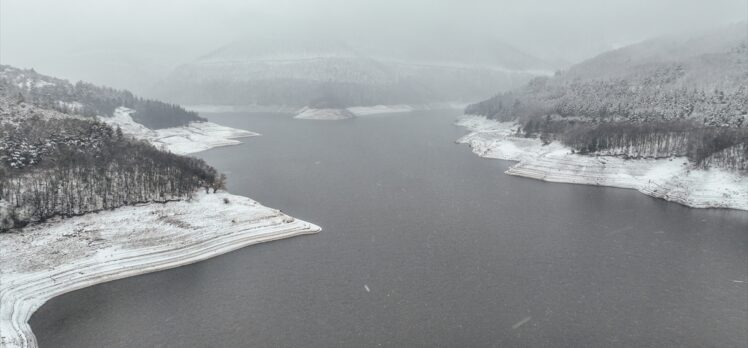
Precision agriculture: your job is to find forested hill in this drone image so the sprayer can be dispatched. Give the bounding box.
[0,96,224,231]
[0,65,204,129]
[465,23,747,171]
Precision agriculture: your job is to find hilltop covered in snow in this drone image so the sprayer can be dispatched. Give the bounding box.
[455,24,747,209]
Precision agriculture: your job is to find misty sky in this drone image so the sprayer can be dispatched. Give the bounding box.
[1,0,745,93]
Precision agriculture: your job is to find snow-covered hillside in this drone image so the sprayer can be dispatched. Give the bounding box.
[0,65,204,129]
[560,22,747,88]
[467,22,748,124]
[463,23,748,174]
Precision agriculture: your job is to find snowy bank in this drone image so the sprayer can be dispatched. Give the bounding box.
[100,108,259,155]
[0,192,320,348]
[294,107,355,120]
[456,115,748,210]
[347,105,415,115]
[184,103,467,118]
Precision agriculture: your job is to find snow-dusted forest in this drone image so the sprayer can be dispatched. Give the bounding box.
[0,66,204,129]
[0,97,224,230]
[466,24,747,171]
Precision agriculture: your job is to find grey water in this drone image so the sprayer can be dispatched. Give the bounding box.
[31,110,748,347]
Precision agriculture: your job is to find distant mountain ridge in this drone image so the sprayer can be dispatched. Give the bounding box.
[153,33,555,107]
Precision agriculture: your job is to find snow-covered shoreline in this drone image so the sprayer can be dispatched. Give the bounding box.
[456,115,748,210]
[186,103,468,118]
[294,107,355,120]
[0,192,321,348]
[346,104,415,115]
[100,108,259,155]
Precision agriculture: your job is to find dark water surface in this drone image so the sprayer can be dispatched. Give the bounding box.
[31,110,748,347]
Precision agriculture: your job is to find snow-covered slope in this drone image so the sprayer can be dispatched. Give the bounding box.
[561,22,747,88]
[346,104,415,115]
[467,23,748,126]
[99,108,258,155]
[456,116,748,210]
[0,192,321,348]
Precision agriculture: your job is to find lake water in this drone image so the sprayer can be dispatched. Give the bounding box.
[31,110,748,347]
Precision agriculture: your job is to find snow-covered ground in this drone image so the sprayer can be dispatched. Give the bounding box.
[294,107,355,120]
[186,103,467,119]
[347,105,415,115]
[456,115,748,210]
[99,108,259,155]
[0,192,321,348]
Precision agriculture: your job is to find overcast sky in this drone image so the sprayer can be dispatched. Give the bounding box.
[1,0,745,92]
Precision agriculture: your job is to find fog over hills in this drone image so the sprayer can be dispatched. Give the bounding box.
[152,30,555,107]
[5,0,743,99]
[560,21,748,89]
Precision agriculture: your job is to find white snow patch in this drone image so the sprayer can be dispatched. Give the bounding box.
[347,105,415,116]
[294,107,355,120]
[14,78,54,90]
[456,115,748,210]
[100,108,259,155]
[185,103,467,117]
[33,80,54,88]
[0,191,320,348]
[55,101,83,112]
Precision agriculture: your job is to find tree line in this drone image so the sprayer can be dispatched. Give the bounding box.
[465,74,747,171]
[521,117,747,171]
[0,114,225,231]
[0,65,205,129]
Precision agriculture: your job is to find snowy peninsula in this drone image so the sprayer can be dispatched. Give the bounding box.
[100,107,259,155]
[294,107,356,120]
[0,192,321,348]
